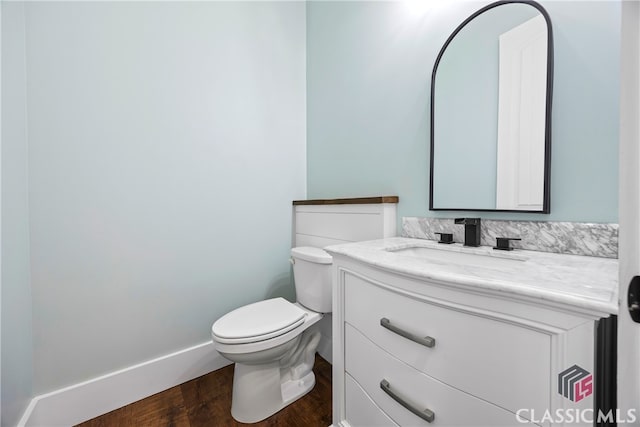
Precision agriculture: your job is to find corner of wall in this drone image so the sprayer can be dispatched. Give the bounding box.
[0,2,35,425]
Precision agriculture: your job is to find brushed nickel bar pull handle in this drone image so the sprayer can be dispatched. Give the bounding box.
[380,318,436,348]
[380,379,435,423]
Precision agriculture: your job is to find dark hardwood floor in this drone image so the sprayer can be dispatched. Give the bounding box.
[76,355,332,427]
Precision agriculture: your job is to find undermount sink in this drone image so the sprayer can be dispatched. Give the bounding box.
[387,246,526,269]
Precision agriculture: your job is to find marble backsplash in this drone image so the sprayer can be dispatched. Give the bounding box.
[402,217,619,258]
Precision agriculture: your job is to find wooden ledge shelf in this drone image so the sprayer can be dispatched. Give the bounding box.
[292,196,399,206]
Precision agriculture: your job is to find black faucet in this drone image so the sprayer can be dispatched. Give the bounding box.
[454,218,481,247]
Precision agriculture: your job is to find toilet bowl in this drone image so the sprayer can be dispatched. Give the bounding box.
[211,247,332,423]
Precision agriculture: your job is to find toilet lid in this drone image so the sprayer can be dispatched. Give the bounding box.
[291,247,332,264]
[212,298,306,344]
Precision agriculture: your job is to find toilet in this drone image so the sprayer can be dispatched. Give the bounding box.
[211,246,332,423]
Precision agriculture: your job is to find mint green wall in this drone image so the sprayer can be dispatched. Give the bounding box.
[24,1,306,393]
[1,2,33,426]
[307,1,620,223]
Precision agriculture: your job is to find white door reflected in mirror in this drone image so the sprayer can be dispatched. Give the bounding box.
[496,15,547,211]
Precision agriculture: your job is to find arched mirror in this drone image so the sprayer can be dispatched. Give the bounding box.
[429,0,553,213]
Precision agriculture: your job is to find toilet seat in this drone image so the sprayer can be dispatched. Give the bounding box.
[212,301,322,355]
[212,298,306,344]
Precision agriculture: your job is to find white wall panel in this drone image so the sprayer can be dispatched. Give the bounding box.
[293,201,396,364]
[295,204,396,245]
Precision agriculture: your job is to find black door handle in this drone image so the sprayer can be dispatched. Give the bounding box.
[629,276,640,323]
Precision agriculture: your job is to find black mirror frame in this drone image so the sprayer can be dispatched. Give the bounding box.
[429,0,554,214]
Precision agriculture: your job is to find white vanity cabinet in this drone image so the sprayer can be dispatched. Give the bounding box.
[328,239,618,427]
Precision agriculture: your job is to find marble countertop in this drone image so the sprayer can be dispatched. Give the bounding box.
[324,237,619,316]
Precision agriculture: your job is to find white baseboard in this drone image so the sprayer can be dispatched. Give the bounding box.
[18,340,231,427]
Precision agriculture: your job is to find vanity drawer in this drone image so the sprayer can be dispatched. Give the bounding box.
[345,324,527,426]
[346,373,399,427]
[344,272,550,415]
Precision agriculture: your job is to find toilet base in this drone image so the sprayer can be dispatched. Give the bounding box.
[281,370,316,406]
[230,363,317,423]
[230,329,321,423]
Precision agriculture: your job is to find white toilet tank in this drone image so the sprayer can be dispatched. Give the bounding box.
[290,247,332,313]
